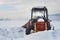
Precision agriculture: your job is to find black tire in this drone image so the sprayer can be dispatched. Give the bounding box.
[47,26,51,30]
[26,27,31,35]
[26,26,34,35]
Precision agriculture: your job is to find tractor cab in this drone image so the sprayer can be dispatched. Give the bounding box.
[31,7,48,22]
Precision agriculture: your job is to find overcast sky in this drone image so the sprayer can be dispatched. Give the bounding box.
[0,0,60,19]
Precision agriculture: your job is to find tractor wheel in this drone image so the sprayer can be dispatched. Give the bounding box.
[26,27,31,35]
[47,26,51,30]
[26,26,34,35]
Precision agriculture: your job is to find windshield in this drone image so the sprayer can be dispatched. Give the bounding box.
[32,11,44,19]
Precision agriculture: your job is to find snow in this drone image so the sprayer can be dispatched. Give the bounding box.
[0,20,26,40]
[25,30,60,40]
[0,19,60,40]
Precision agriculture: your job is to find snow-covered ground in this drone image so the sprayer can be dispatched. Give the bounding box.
[0,19,60,40]
[0,20,27,40]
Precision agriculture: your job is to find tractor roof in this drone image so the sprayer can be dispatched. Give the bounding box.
[32,6,47,11]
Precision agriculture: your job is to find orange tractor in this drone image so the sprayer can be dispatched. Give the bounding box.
[22,6,54,35]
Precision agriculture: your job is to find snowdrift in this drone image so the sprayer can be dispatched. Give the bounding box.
[25,30,60,40]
